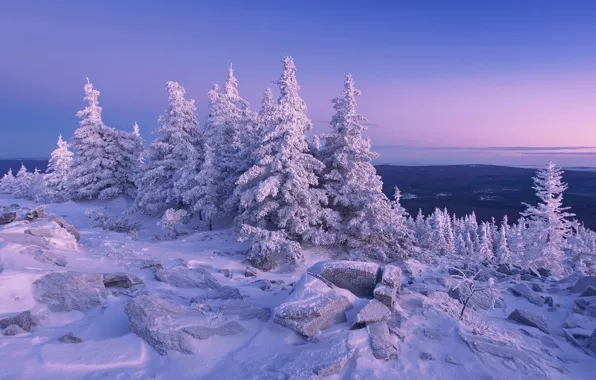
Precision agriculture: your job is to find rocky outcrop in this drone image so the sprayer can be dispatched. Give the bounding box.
[355,299,391,326]
[155,265,220,289]
[580,286,596,297]
[103,272,143,288]
[53,217,80,242]
[221,300,272,322]
[507,309,549,334]
[2,324,26,336]
[588,329,596,354]
[34,272,108,312]
[191,286,242,303]
[0,211,17,225]
[367,321,398,360]
[509,283,545,306]
[308,260,380,297]
[0,310,32,332]
[18,246,67,267]
[571,276,596,293]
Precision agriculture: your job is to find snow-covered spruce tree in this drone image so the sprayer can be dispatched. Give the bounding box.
[29,168,46,201]
[318,73,413,260]
[135,81,202,215]
[182,144,219,230]
[234,57,331,270]
[495,216,511,264]
[520,161,575,274]
[117,123,144,198]
[477,222,494,262]
[44,135,73,202]
[68,79,129,200]
[13,164,32,199]
[0,168,16,194]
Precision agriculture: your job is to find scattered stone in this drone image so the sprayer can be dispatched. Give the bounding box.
[380,265,401,289]
[2,324,26,336]
[520,274,536,281]
[151,235,161,242]
[155,265,220,289]
[25,206,45,221]
[373,283,396,308]
[367,321,397,360]
[0,211,17,225]
[571,276,596,293]
[587,329,596,354]
[408,283,432,297]
[252,279,271,291]
[223,300,272,322]
[59,332,83,343]
[496,264,513,275]
[125,294,192,355]
[531,283,544,293]
[244,266,257,277]
[580,286,596,297]
[103,272,143,288]
[219,269,232,278]
[308,260,380,297]
[274,274,351,338]
[387,310,407,337]
[507,309,549,334]
[537,268,551,278]
[191,286,242,303]
[423,328,444,341]
[544,296,554,307]
[574,296,596,317]
[523,268,541,278]
[354,299,391,327]
[0,310,32,332]
[509,283,545,306]
[420,352,435,361]
[563,329,589,354]
[34,272,108,312]
[183,321,244,339]
[312,344,355,377]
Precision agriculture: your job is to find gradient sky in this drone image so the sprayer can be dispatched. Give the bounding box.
[2,0,596,166]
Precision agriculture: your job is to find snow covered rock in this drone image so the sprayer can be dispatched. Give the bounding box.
[34,272,108,312]
[588,329,596,354]
[380,265,402,288]
[308,260,380,297]
[580,286,596,297]
[354,299,391,326]
[0,233,49,248]
[221,300,272,322]
[244,266,257,277]
[60,332,84,343]
[53,217,80,241]
[25,206,46,221]
[574,296,596,317]
[571,276,596,293]
[125,294,193,355]
[191,286,242,302]
[509,283,545,306]
[0,310,32,332]
[0,211,16,225]
[367,321,397,360]
[155,265,220,289]
[183,321,244,339]
[103,272,143,288]
[274,274,352,338]
[17,245,68,267]
[507,309,549,334]
[24,228,55,238]
[373,283,396,308]
[2,324,26,336]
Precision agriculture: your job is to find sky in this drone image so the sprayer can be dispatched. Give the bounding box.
[1,0,596,166]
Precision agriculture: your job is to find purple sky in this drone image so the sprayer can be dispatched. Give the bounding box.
[1,0,596,166]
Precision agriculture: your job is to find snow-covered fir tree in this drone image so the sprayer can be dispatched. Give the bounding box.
[13,163,32,199]
[135,81,202,214]
[477,222,494,262]
[182,144,220,230]
[0,168,16,194]
[495,216,511,263]
[118,122,144,197]
[44,135,73,202]
[521,161,575,274]
[234,57,331,269]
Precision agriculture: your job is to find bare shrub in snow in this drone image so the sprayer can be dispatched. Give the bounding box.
[450,268,500,327]
[161,208,188,238]
[86,210,141,234]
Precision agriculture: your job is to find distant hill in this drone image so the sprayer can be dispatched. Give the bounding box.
[0,159,48,176]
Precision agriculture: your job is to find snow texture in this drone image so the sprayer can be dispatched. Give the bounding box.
[33,271,109,312]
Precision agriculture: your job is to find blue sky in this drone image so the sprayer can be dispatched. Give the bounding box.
[1,0,596,165]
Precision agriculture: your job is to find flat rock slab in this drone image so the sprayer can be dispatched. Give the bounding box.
[2,324,26,336]
[18,246,67,267]
[183,321,244,339]
[222,300,272,322]
[508,309,549,334]
[53,217,80,241]
[34,272,108,312]
[588,329,596,354]
[367,321,397,360]
[0,212,17,225]
[308,260,380,297]
[380,265,402,289]
[0,233,49,248]
[125,294,192,355]
[274,274,351,338]
[571,276,596,293]
[355,299,391,326]
[373,283,396,308]
[509,283,545,306]
[103,272,143,288]
[155,265,220,289]
[0,310,32,331]
[191,286,242,303]
[60,332,84,343]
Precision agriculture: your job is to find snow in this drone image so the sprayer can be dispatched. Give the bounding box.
[1,194,595,379]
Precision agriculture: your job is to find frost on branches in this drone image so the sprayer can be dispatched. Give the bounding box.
[521,161,575,275]
[13,163,32,199]
[117,122,145,198]
[0,168,16,194]
[44,135,73,202]
[235,57,331,269]
[162,208,188,238]
[182,144,220,230]
[135,81,202,215]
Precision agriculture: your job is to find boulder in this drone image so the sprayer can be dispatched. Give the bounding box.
[408,283,433,297]
[222,300,272,322]
[2,324,26,336]
[155,265,220,289]
[509,283,545,306]
[537,268,551,278]
[219,269,232,278]
[496,264,513,275]
[52,217,80,241]
[308,260,380,297]
[24,228,55,238]
[0,233,49,248]
[274,274,352,338]
[531,283,544,293]
[571,276,596,293]
[380,265,402,289]
[34,272,108,312]
[580,286,596,297]
[191,286,242,303]
[420,352,435,361]
[0,310,32,332]
[125,294,193,355]
[103,272,143,288]
[373,283,396,308]
[183,321,244,339]
[244,266,257,277]
[59,332,83,343]
[367,321,397,360]
[0,211,17,225]
[252,279,271,291]
[25,206,45,221]
[312,341,355,377]
[354,299,391,326]
[18,246,67,267]
[544,296,554,307]
[574,296,596,317]
[507,309,549,334]
[448,285,471,303]
[588,329,596,354]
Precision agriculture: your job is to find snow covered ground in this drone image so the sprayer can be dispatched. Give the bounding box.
[0,194,595,379]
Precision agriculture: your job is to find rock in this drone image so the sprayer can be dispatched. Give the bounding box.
[520,274,536,281]
[574,296,596,317]
[448,285,471,302]
[420,352,435,361]
[408,283,432,297]
[571,276,596,293]
[252,279,271,291]
[18,246,68,267]
[531,283,544,293]
[183,321,244,339]
[274,274,351,338]
[544,296,554,307]
[373,283,396,308]
[496,264,513,275]
[103,272,143,288]
[53,217,80,241]
[537,268,551,278]
[448,267,463,276]
[191,286,242,303]
[509,283,545,306]
[313,343,355,377]
[588,329,596,354]
[24,228,56,238]
[25,206,45,221]
[580,286,596,297]
[507,309,549,334]
[219,269,232,278]
[34,272,108,312]
[125,294,192,355]
[308,260,380,297]
[547,307,557,312]
[222,300,272,322]
[354,299,391,327]
[445,355,462,366]
[0,211,17,225]
[0,232,49,248]
[2,324,26,336]
[540,336,559,348]
[244,266,257,277]
[0,310,32,332]
[563,329,589,354]
[367,321,397,360]
[155,265,220,289]
[59,332,83,343]
[380,265,402,289]
[423,328,444,341]
[522,268,540,278]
